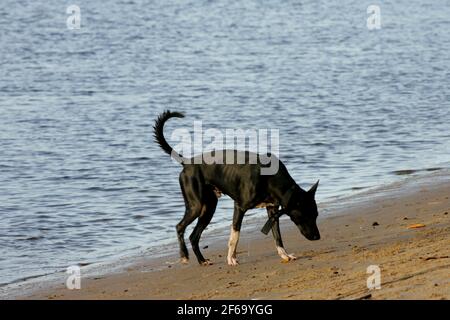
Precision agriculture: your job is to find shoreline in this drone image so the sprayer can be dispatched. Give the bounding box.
[17,169,450,299]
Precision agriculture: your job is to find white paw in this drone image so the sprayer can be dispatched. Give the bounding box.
[227,257,239,266]
[277,246,297,262]
[280,254,290,262]
[280,253,297,262]
[287,253,297,260]
[180,257,189,264]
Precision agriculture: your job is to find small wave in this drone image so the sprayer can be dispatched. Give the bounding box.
[392,169,417,176]
[392,167,443,176]
[18,235,44,241]
[85,186,132,192]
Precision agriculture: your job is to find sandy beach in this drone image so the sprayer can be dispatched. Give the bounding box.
[22,171,449,300]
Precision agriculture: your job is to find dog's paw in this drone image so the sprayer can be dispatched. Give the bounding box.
[277,247,297,262]
[227,257,239,266]
[287,253,297,260]
[201,259,213,266]
[180,257,189,264]
[280,253,297,262]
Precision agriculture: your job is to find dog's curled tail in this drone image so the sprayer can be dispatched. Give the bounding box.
[153,110,185,164]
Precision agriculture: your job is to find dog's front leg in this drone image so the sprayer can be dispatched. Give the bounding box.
[227,227,240,266]
[267,207,297,262]
[227,203,245,266]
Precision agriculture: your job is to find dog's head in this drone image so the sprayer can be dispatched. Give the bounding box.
[285,180,321,241]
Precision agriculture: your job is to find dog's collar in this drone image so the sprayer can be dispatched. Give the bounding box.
[261,209,286,235]
[260,186,296,235]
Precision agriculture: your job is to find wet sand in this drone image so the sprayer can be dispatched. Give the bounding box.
[22,171,450,300]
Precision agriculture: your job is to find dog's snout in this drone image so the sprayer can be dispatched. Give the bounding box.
[297,225,321,241]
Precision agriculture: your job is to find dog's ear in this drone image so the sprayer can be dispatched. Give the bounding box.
[308,180,319,195]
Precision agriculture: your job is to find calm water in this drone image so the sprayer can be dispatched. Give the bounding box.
[1,0,449,287]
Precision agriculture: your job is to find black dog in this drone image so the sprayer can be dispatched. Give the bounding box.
[154,110,320,266]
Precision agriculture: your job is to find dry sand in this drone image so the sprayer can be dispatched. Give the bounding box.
[22,171,450,300]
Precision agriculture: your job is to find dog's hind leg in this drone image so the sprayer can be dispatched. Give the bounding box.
[267,206,297,262]
[176,168,203,264]
[189,187,217,265]
[227,203,245,266]
[176,208,199,263]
